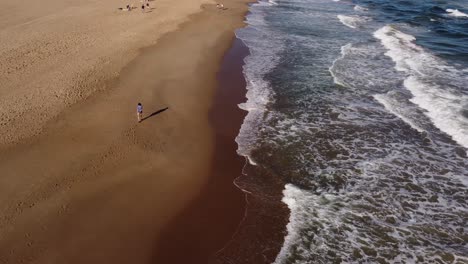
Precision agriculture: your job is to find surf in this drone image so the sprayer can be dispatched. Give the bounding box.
[374,25,468,153]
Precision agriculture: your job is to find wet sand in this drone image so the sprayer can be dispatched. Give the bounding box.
[0,0,254,263]
[152,38,248,263]
[211,42,290,264]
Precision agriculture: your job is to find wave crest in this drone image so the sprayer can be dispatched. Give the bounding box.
[446,8,468,17]
[374,25,468,153]
[337,15,370,29]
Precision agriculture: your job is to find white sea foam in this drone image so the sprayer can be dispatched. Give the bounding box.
[273,184,303,264]
[274,184,335,264]
[234,1,284,162]
[234,1,468,263]
[328,43,351,87]
[274,151,468,263]
[374,25,468,152]
[353,5,368,12]
[337,15,369,29]
[329,42,404,94]
[446,8,468,17]
[405,76,468,145]
[374,93,425,133]
[268,0,279,5]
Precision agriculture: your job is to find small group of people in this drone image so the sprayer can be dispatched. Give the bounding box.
[119,0,150,12]
[141,0,150,12]
[118,4,132,11]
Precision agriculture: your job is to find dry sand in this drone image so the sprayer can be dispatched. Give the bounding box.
[0,0,252,263]
[0,0,212,146]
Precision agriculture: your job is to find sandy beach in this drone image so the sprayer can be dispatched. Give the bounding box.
[0,0,253,263]
[0,0,213,147]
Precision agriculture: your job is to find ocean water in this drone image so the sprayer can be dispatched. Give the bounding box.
[235,0,468,263]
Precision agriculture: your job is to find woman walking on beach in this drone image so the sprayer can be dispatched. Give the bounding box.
[137,103,143,122]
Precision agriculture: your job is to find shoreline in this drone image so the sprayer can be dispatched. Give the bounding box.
[0,0,256,263]
[146,4,290,262]
[151,38,249,263]
[214,16,290,264]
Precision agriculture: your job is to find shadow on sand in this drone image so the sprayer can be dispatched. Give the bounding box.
[142,107,169,122]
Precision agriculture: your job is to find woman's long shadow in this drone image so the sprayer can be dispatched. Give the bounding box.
[142,107,169,122]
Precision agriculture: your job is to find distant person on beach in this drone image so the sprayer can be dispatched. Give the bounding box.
[216,3,225,9]
[141,0,150,12]
[118,4,132,11]
[137,103,143,122]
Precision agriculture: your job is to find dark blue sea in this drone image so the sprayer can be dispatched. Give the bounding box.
[234,0,468,262]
